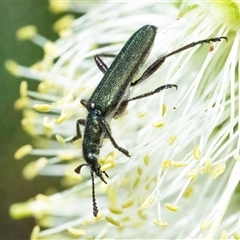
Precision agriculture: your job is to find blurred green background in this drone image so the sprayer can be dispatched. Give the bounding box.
[0,2,66,239]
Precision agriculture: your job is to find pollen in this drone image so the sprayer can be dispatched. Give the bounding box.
[105,216,121,227]
[165,203,178,212]
[153,219,169,227]
[121,198,134,209]
[14,98,29,110]
[210,163,226,179]
[152,121,165,128]
[183,185,194,198]
[108,206,123,214]
[16,25,37,40]
[4,60,20,76]
[58,152,76,161]
[168,134,177,145]
[20,81,28,98]
[162,159,175,169]
[161,103,167,117]
[140,195,155,210]
[14,145,33,160]
[53,14,75,33]
[30,225,40,240]
[67,227,86,236]
[56,135,65,146]
[25,158,47,179]
[43,117,53,137]
[233,231,240,240]
[221,230,228,240]
[137,167,143,176]
[204,158,212,173]
[43,41,58,55]
[199,221,211,230]
[107,187,117,206]
[34,104,52,112]
[137,111,147,118]
[143,154,150,166]
[54,113,68,124]
[49,0,69,13]
[101,162,115,171]
[138,210,148,220]
[186,168,198,180]
[193,146,202,160]
[173,161,188,167]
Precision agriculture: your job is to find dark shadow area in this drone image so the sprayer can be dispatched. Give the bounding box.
[0,2,68,239]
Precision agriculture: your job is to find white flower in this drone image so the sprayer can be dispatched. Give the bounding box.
[7,1,240,239]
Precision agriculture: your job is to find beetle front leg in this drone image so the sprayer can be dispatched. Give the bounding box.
[100,118,130,158]
[71,119,86,142]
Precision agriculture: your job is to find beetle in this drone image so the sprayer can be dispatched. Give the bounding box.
[73,25,227,216]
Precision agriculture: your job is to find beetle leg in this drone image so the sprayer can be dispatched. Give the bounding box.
[100,118,130,157]
[94,54,116,74]
[127,84,178,102]
[131,36,227,86]
[71,119,86,142]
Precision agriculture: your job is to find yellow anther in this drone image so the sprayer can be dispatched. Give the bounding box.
[105,216,121,227]
[4,60,20,76]
[199,221,211,230]
[165,203,178,212]
[107,187,117,206]
[38,81,52,93]
[220,230,228,240]
[121,198,134,209]
[133,177,140,189]
[34,104,52,112]
[58,152,75,161]
[67,227,86,236]
[204,158,212,173]
[233,231,240,240]
[53,14,74,33]
[14,98,29,110]
[153,219,169,227]
[140,195,155,210]
[23,158,47,180]
[56,135,65,146]
[143,154,150,166]
[35,194,51,203]
[44,41,58,55]
[14,145,32,160]
[16,25,37,40]
[186,169,198,180]
[137,111,147,118]
[138,210,148,220]
[54,114,68,124]
[20,81,28,98]
[168,134,177,145]
[152,121,165,128]
[30,225,40,240]
[101,162,116,172]
[183,185,194,198]
[173,161,188,167]
[43,117,53,137]
[193,146,202,160]
[108,206,123,214]
[162,159,174,169]
[137,167,143,176]
[211,163,226,179]
[49,0,69,13]
[161,103,167,117]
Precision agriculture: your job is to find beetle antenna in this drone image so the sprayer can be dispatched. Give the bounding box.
[91,170,99,217]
